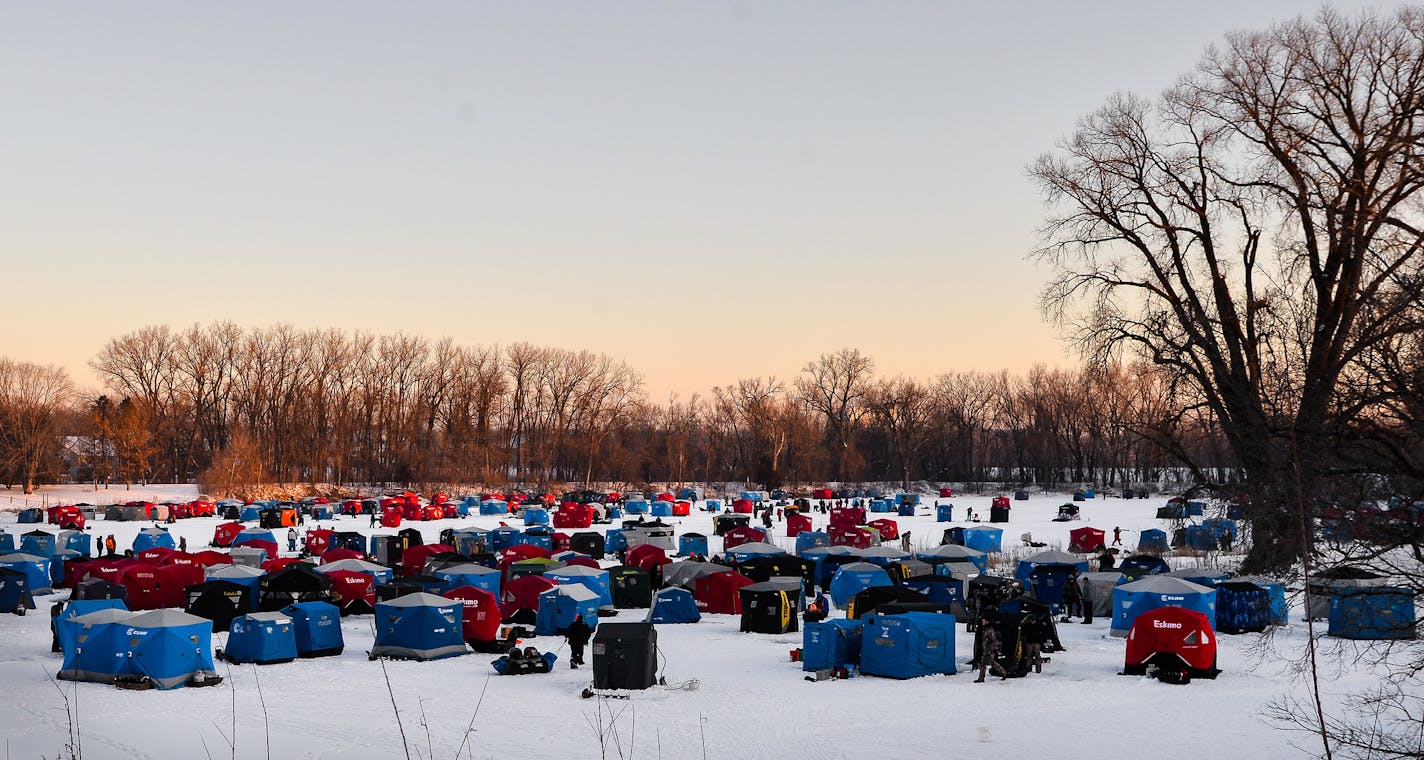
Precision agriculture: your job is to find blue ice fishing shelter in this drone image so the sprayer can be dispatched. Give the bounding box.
[1137,529,1169,554]
[453,501,471,517]
[49,549,81,588]
[282,601,343,657]
[1185,500,1205,516]
[479,500,508,516]
[936,503,953,522]
[1165,568,1230,587]
[623,500,650,514]
[58,608,140,683]
[870,499,893,513]
[704,499,722,512]
[21,531,59,557]
[801,618,864,671]
[224,612,298,664]
[1014,550,1090,581]
[1183,525,1219,550]
[897,502,916,517]
[61,609,219,690]
[435,564,500,596]
[740,491,763,504]
[489,526,524,552]
[0,531,13,553]
[679,533,709,557]
[679,487,701,501]
[240,505,261,521]
[895,493,920,507]
[1201,518,1237,542]
[520,528,554,551]
[233,528,276,549]
[1015,554,1086,612]
[0,553,52,595]
[1119,554,1171,578]
[829,563,894,607]
[802,546,856,589]
[18,508,43,523]
[206,565,267,609]
[651,501,673,517]
[858,612,956,678]
[132,528,176,553]
[0,567,36,613]
[1328,587,1417,640]
[64,531,92,557]
[55,598,127,650]
[451,529,491,556]
[546,565,612,606]
[1236,575,1288,625]
[522,507,550,526]
[962,526,1002,554]
[534,584,601,635]
[1214,581,1272,634]
[1111,576,1217,637]
[648,587,701,624]
[309,505,333,520]
[372,593,469,661]
[795,531,829,555]
[604,528,627,553]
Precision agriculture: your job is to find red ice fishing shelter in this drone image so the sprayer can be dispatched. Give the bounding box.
[553,504,594,529]
[325,570,376,615]
[444,585,502,643]
[1122,607,1220,680]
[868,519,899,542]
[213,522,245,547]
[305,529,334,557]
[626,544,670,573]
[188,550,234,569]
[321,548,364,564]
[732,499,755,514]
[694,570,753,614]
[786,513,813,537]
[830,507,866,528]
[380,509,402,528]
[401,543,455,577]
[501,575,558,619]
[136,547,176,566]
[812,488,834,500]
[1069,527,1106,553]
[722,526,767,550]
[830,525,876,549]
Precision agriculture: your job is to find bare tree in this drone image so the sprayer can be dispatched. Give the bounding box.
[0,359,76,492]
[795,348,875,482]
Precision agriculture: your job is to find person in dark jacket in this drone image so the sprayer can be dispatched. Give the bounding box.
[565,614,592,669]
[1080,575,1095,624]
[1097,549,1116,572]
[1061,572,1083,620]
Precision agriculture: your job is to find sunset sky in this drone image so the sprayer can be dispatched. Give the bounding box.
[0,1,1383,399]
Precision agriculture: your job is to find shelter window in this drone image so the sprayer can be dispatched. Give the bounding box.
[1183,630,1199,645]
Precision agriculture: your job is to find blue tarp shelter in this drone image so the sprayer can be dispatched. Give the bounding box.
[1136,529,1169,554]
[962,526,1003,554]
[1328,587,1417,640]
[546,565,612,606]
[623,500,650,514]
[535,584,601,635]
[0,567,37,613]
[648,587,701,624]
[224,612,298,664]
[829,563,893,607]
[489,527,524,552]
[434,564,500,596]
[522,507,550,526]
[1215,582,1272,634]
[679,533,709,557]
[704,499,722,512]
[801,618,864,671]
[0,553,52,595]
[1111,576,1217,637]
[936,503,953,522]
[240,506,261,521]
[283,601,344,657]
[479,500,508,516]
[133,528,176,554]
[858,612,956,678]
[372,593,469,661]
[1119,554,1171,578]
[59,608,219,689]
[21,531,59,557]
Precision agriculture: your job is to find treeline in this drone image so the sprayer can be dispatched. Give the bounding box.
[0,322,1242,495]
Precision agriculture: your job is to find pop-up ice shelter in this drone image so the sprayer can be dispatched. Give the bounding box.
[649,587,701,624]
[132,528,176,554]
[1215,581,1272,634]
[546,565,612,607]
[739,582,798,634]
[1081,571,1126,617]
[317,558,394,586]
[1119,554,1171,579]
[1137,529,1169,553]
[858,611,956,678]
[1122,606,1219,681]
[535,584,601,635]
[185,580,253,632]
[259,565,333,612]
[1235,575,1289,625]
[962,526,1002,554]
[694,570,753,614]
[282,601,344,657]
[59,608,220,690]
[323,570,376,615]
[917,544,988,573]
[223,612,298,664]
[678,532,709,558]
[0,553,53,595]
[1068,527,1106,553]
[1112,576,1217,637]
[795,531,829,555]
[607,565,653,608]
[434,563,500,597]
[829,562,893,607]
[1328,587,1417,640]
[372,593,468,661]
[0,567,37,614]
[801,618,864,671]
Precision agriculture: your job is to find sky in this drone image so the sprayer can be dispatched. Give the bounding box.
[0,1,1390,399]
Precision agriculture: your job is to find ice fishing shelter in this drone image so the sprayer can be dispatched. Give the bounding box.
[434,563,500,597]
[591,622,658,690]
[1307,567,1392,620]
[500,575,558,622]
[712,514,751,536]
[858,612,956,678]
[1214,581,1272,634]
[205,564,265,609]
[802,618,864,671]
[1015,550,1091,580]
[0,553,52,595]
[1328,587,1417,640]
[132,528,176,554]
[317,558,394,586]
[185,580,253,632]
[739,581,798,634]
[0,567,36,614]
[649,587,701,624]
[259,565,334,612]
[212,522,245,548]
[989,496,1011,523]
[608,565,653,608]
[546,565,612,606]
[223,612,298,664]
[282,601,344,657]
[694,570,753,614]
[678,532,709,558]
[661,561,722,591]
[962,526,1002,554]
[233,528,279,559]
[1068,527,1106,553]
[1111,576,1217,637]
[917,544,989,574]
[59,608,220,690]
[372,593,469,661]
[20,530,59,558]
[1235,575,1289,625]
[829,562,894,607]
[1122,606,1219,681]
[1081,572,1126,618]
[442,586,502,646]
[795,531,829,556]
[902,574,967,617]
[535,584,601,635]
[323,570,377,615]
[1118,554,1171,579]
[936,503,954,522]
[1136,529,1170,554]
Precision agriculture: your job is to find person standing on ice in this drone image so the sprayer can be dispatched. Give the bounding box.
[1112,526,1122,546]
[564,614,592,669]
[1079,575,1095,624]
[104,535,116,557]
[1061,571,1082,620]
[287,527,298,553]
[974,609,1007,682]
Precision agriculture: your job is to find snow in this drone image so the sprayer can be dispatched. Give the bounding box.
[0,484,1397,759]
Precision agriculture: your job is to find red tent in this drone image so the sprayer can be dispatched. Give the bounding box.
[158,551,200,568]
[136,547,177,566]
[121,564,201,610]
[441,504,459,519]
[63,559,95,588]
[938,487,954,498]
[1123,607,1219,680]
[82,558,134,583]
[830,525,876,549]
[340,500,363,516]
[401,502,423,521]
[731,499,755,514]
[868,518,900,542]
[812,488,834,500]
[500,544,552,566]
[501,575,558,619]
[553,504,594,529]
[401,543,455,577]
[263,557,308,573]
[830,507,866,527]
[423,505,445,521]
[305,529,334,556]
[992,496,1011,509]
[1069,527,1106,553]
[722,526,767,550]
[47,505,85,529]
[212,522,245,547]
[694,570,753,614]
[189,550,234,569]
[321,548,364,564]
[655,492,674,502]
[430,493,448,505]
[786,513,813,537]
[562,556,600,570]
[187,500,216,517]
[605,491,621,503]
[444,585,502,642]
[672,501,691,516]
[551,532,572,552]
[380,510,402,528]
[168,503,192,520]
[325,570,376,615]
[626,544,670,572]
